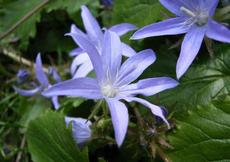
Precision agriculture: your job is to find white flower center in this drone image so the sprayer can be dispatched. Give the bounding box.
[101,83,118,98]
[180,6,209,26]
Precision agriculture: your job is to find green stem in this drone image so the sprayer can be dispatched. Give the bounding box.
[87,100,103,121]
[0,0,49,40]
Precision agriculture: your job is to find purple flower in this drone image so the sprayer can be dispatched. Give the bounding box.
[17,69,30,84]
[43,30,178,146]
[67,5,137,78]
[65,117,92,146]
[131,0,230,79]
[14,54,61,109]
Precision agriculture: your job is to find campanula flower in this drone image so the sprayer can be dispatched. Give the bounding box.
[65,117,92,146]
[17,69,30,84]
[14,54,61,109]
[132,0,230,79]
[67,5,137,78]
[43,30,178,146]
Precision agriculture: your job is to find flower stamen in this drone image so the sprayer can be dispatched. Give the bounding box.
[180,6,209,26]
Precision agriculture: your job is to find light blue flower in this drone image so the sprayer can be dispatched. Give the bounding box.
[132,0,230,79]
[65,117,92,146]
[67,5,137,78]
[16,69,30,84]
[43,30,178,146]
[14,54,61,109]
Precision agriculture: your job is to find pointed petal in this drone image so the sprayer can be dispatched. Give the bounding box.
[81,5,103,43]
[70,53,90,75]
[49,68,61,83]
[110,23,137,36]
[13,86,42,96]
[122,77,178,96]
[131,17,189,40]
[42,77,102,99]
[205,0,219,16]
[51,96,60,110]
[69,24,87,38]
[121,43,136,57]
[35,54,49,86]
[124,97,169,127]
[69,48,85,57]
[67,33,104,82]
[65,117,92,144]
[106,98,129,147]
[206,20,230,43]
[176,26,206,79]
[159,0,184,15]
[72,62,93,79]
[116,49,156,86]
[102,30,122,80]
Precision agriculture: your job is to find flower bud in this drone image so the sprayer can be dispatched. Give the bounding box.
[65,117,92,147]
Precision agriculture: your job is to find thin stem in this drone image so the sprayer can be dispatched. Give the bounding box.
[133,107,147,146]
[0,0,49,40]
[15,135,26,162]
[87,100,103,121]
[155,145,172,162]
[204,38,214,58]
[0,46,48,73]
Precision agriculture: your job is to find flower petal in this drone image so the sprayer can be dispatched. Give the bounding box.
[70,24,87,38]
[106,98,129,147]
[102,30,122,80]
[159,0,184,15]
[51,96,60,110]
[206,20,230,43]
[205,0,219,16]
[65,117,92,145]
[121,43,136,57]
[42,77,102,99]
[116,49,156,86]
[81,5,103,45]
[124,97,169,127]
[131,17,189,40]
[72,62,93,79]
[35,54,49,86]
[67,33,104,82]
[176,26,206,79]
[121,77,178,96]
[13,86,42,96]
[49,68,61,83]
[70,53,90,75]
[110,23,137,36]
[69,48,85,57]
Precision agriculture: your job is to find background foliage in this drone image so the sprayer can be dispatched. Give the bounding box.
[0,0,230,162]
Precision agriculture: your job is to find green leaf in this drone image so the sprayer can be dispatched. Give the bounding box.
[45,0,91,15]
[159,44,230,114]
[27,111,89,162]
[112,0,168,27]
[0,0,42,49]
[18,98,47,132]
[167,98,230,162]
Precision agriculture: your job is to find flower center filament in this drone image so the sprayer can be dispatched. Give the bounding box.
[180,6,209,26]
[101,83,118,98]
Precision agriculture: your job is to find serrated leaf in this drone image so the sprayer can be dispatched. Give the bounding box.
[112,0,167,27]
[159,44,230,114]
[27,111,89,162]
[0,0,42,49]
[167,98,230,162]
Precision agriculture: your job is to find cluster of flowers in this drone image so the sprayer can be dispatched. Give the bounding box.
[15,0,230,147]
